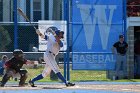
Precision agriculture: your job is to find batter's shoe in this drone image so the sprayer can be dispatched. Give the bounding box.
[66,82,75,87]
[29,79,37,87]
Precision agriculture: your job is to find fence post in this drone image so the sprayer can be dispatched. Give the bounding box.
[64,0,70,81]
[13,0,18,49]
[66,0,70,81]
[63,0,67,80]
[123,0,127,39]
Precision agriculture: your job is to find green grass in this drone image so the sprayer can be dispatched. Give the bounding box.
[70,70,108,81]
[1,67,140,82]
[27,68,109,82]
[27,68,52,82]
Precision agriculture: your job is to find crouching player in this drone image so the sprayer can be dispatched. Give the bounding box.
[0,49,33,87]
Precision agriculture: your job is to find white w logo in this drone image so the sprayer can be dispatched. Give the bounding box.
[77,4,117,50]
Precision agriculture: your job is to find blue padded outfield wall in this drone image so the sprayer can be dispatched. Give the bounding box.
[72,0,125,70]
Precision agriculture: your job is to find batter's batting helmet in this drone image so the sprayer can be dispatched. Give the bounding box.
[45,26,58,35]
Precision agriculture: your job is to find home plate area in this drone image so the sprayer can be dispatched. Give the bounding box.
[0,82,140,93]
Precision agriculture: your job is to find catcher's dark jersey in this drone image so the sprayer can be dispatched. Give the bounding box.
[113,41,128,54]
[5,57,27,72]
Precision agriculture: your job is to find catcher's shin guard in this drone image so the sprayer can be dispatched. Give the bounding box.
[19,69,28,86]
[19,74,28,86]
[0,74,10,87]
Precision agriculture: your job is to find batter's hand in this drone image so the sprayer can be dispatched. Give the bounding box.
[36,29,40,34]
[36,29,45,38]
[47,28,56,36]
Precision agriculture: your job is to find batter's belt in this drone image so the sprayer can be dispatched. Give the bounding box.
[49,51,55,56]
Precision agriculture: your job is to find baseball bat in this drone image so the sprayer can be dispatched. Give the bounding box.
[17,8,37,30]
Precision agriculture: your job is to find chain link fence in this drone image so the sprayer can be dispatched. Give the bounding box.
[0,0,63,52]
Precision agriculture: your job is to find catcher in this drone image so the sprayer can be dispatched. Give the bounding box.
[0,49,33,87]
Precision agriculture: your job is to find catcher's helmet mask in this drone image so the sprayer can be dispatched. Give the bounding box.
[13,49,24,59]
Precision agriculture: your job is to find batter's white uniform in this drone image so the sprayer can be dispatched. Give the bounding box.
[42,34,63,77]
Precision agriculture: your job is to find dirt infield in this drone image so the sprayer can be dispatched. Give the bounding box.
[0,83,140,93]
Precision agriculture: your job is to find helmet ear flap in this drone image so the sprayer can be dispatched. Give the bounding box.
[55,30,60,35]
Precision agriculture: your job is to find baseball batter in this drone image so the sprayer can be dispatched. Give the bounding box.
[29,27,75,87]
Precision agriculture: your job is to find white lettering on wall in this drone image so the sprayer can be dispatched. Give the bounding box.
[77,4,117,50]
